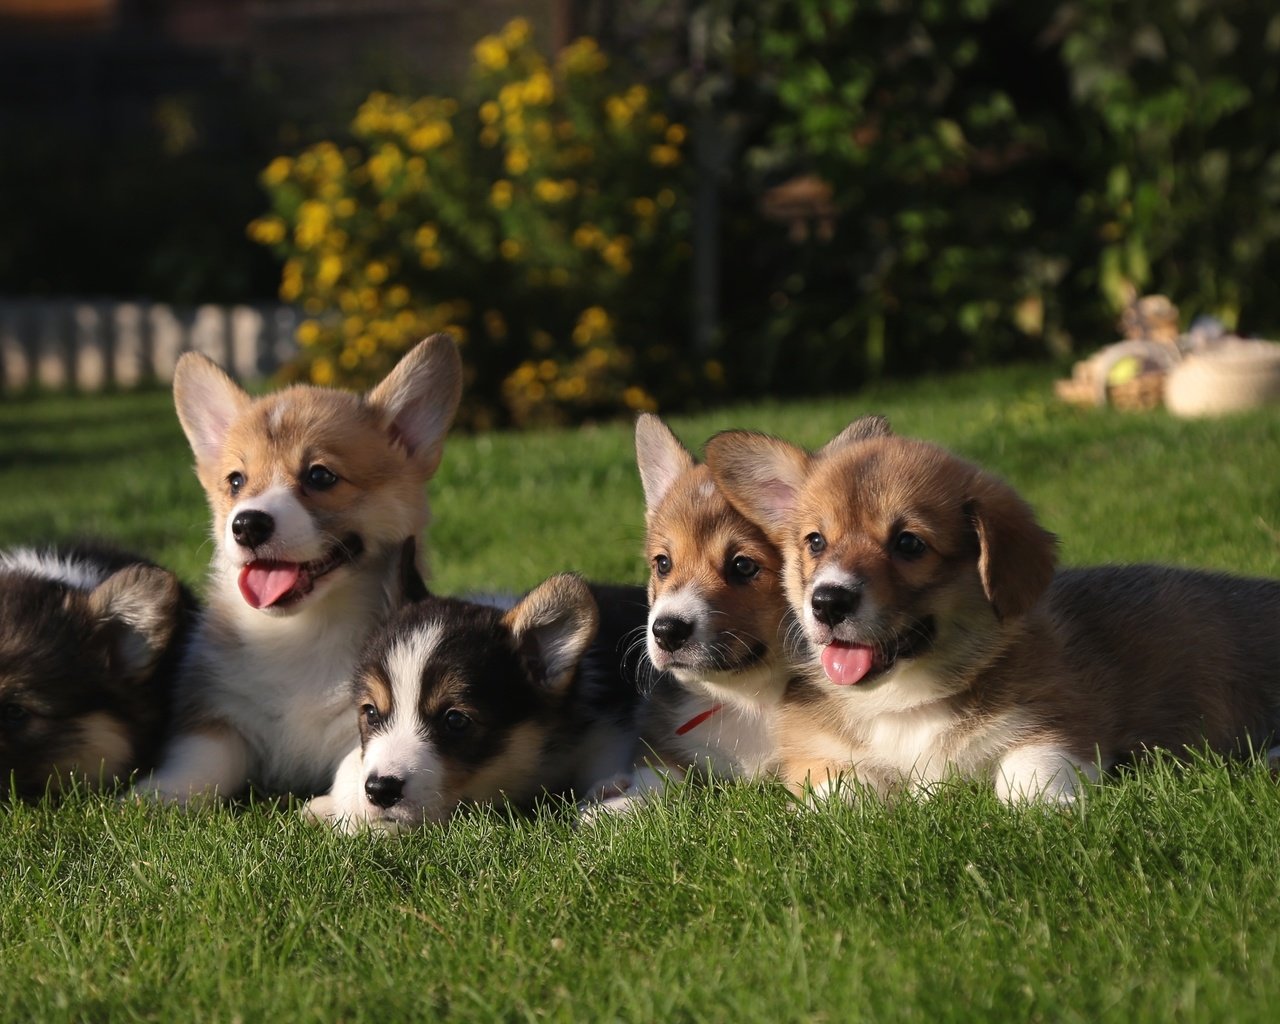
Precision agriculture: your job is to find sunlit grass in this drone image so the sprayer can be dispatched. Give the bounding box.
[1,366,1278,1020]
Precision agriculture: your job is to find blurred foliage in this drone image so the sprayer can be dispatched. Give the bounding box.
[695,0,1280,393]
[254,19,702,427]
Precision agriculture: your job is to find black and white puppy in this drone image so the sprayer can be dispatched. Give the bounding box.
[304,573,648,832]
[0,545,194,800]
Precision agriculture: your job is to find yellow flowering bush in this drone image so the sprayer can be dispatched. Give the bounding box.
[250,18,699,426]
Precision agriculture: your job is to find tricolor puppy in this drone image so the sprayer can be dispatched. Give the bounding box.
[0,545,192,800]
[706,420,1280,802]
[137,334,462,803]
[609,414,804,803]
[304,574,647,833]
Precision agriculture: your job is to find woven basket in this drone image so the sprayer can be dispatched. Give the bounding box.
[1107,371,1166,411]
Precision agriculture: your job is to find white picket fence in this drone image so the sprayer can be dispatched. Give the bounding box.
[0,299,301,391]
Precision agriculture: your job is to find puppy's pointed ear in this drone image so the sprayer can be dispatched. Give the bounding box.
[704,431,809,544]
[87,565,185,684]
[635,414,696,513]
[966,474,1057,621]
[818,414,892,456]
[503,574,599,695]
[367,333,463,477]
[396,537,430,604]
[172,353,250,466]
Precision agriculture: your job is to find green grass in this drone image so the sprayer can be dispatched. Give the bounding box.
[2,366,1279,1021]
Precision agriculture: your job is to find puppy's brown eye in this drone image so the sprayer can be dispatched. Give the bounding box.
[360,704,381,728]
[227,471,245,496]
[305,464,338,490]
[730,555,759,579]
[442,709,471,732]
[806,533,826,556]
[894,532,927,559]
[653,554,672,578]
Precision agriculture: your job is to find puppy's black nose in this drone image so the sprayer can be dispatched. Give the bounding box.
[811,584,860,627]
[651,616,694,652]
[231,510,274,548]
[364,773,404,809]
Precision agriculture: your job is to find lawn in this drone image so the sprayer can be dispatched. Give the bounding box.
[2,365,1279,1022]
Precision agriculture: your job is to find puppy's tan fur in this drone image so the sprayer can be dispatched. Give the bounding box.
[707,424,1280,801]
[139,335,462,803]
[598,416,851,810]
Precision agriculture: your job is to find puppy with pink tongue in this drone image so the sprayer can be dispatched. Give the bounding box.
[708,417,1280,803]
[135,335,462,804]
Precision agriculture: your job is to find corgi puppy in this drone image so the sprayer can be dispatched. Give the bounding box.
[627,414,797,790]
[707,420,1280,802]
[304,574,648,833]
[0,545,193,800]
[138,334,463,803]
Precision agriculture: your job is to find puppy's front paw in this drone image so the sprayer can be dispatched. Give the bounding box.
[300,793,337,825]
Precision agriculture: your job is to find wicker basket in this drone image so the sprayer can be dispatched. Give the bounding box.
[1107,371,1166,411]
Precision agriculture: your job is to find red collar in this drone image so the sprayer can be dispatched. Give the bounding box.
[675,703,724,736]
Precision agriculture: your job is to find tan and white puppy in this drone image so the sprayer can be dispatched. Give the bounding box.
[629,414,794,790]
[707,421,1280,802]
[305,574,647,833]
[137,334,462,803]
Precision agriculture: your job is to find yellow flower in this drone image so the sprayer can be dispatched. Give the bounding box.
[387,285,410,307]
[500,17,531,50]
[474,35,508,72]
[665,123,687,145]
[521,70,554,106]
[409,121,453,152]
[630,197,656,219]
[623,386,657,412]
[602,238,631,270]
[356,335,378,357]
[339,348,360,370]
[419,249,442,269]
[605,95,633,128]
[365,260,389,284]
[261,157,293,187]
[533,178,564,203]
[490,179,514,209]
[558,37,607,76]
[625,85,649,109]
[480,101,500,124]
[296,320,321,347]
[479,126,501,148]
[335,198,357,218]
[657,188,677,208]
[295,201,331,249]
[498,82,524,115]
[415,223,439,249]
[572,223,602,249]
[532,330,554,352]
[317,254,343,288]
[499,238,522,261]
[649,144,681,167]
[311,358,335,385]
[247,217,286,245]
[504,146,531,176]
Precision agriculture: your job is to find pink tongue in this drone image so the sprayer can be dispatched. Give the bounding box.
[238,561,302,609]
[821,642,875,686]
